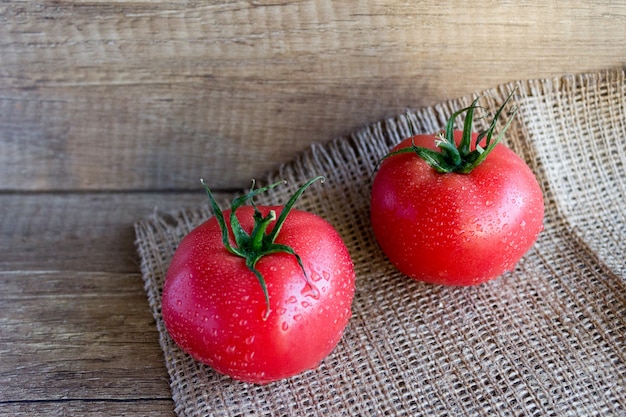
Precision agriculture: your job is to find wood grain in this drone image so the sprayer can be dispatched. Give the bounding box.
[0,192,229,415]
[2,1,625,191]
[0,271,170,401]
[0,191,208,273]
[0,401,175,417]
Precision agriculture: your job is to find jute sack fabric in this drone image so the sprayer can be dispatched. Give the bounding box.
[135,68,626,417]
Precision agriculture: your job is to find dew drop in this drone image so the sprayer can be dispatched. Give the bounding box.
[281,322,289,331]
[245,335,255,345]
[301,283,320,300]
[286,296,297,304]
[226,345,237,354]
[293,314,302,322]
[301,301,311,308]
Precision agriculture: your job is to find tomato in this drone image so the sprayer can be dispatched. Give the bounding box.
[162,178,355,384]
[370,95,544,286]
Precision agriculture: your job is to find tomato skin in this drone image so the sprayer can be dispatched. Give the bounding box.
[370,131,544,286]
[162,206,355,384]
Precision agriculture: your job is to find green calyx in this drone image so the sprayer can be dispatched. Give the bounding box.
[386,88,518,174]
[201,176,324,320]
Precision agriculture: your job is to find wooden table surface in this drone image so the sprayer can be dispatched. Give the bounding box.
[1,1,625,416]
[1,192,208,415]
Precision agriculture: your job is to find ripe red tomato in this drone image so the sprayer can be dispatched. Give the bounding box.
[162,179,355,384]
[370,97,544,286]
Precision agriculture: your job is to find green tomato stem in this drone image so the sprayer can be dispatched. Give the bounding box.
[201,176,325,319]
[378,87,519,174]
[249,209,276,252]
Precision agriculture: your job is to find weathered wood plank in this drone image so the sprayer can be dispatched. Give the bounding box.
[0,191,211,273]
[0,191,234,414]
[1,1,625,190]
[0,400,175,417]
[0,271,171,401]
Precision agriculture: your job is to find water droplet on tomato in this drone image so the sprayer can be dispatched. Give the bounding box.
[301,301,311,308]
[276,307,286,315]
[245,335,255,345]
[286,296,297,304]
[293,314,302,322]
[281,322,289,331]
[310,271,322,282]
[226,345,237,354]
[244,351,255,362]
[323,271,331,281]
[301,283,320,299]
[176,300,183,307]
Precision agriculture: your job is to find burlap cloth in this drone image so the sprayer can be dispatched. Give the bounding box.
[135,68,625,416]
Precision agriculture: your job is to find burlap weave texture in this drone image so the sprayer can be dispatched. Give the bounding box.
[135,68,625,416]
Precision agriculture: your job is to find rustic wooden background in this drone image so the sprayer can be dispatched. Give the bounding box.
[3,1,625,191]
[1,1,625,415]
